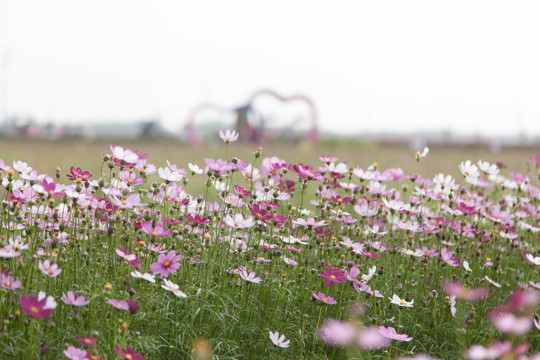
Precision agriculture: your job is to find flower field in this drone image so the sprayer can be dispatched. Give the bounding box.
[0,134,539,359]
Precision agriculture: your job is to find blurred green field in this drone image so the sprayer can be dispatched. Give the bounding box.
[0,138,537,181]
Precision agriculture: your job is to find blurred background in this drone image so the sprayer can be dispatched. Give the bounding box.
[0,0,539,176]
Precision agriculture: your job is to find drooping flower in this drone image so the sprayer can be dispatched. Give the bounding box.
[415,147,429,161]
[150,250,183,278]
[20,292,57,318]
[377,326,412,341]
[130,271,156,283]
[312,291,337,305]
[61,291,91,306]
[389,294,414,307]
[269,331,290,348]
[106,299,129,311]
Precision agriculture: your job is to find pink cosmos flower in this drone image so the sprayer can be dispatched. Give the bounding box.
[442,281,489,301]
[356,326,392,350]
[0,247,21,258]
[63,345,88,360]
[205,158,236,174]
[440,247,462,267]
[239,269,263,284]
[114,345,145,360]
[141,221,172,237]
[106,299,129,311]
[317,319,356,346]
[118,170,144,186]
[150,250,183,278]
[292,217,327,228]
[38,260,62,277]
[1,269,21,290]
[534,318,540,330]
[319,264,347,287]
[219,129,239,143]
[20,292,57,318]
[488,310,532,335]
[312,291,337,305]
[61,291,91,306]
[377,326,412,341]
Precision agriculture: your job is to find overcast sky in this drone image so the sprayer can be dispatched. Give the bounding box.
[1,0,540,137]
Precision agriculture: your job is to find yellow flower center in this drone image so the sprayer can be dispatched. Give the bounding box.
[31,306,38,314]
[163,261,171,267]
[400,300,405,305]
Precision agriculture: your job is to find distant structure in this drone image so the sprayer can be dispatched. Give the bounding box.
[185,89,318,146]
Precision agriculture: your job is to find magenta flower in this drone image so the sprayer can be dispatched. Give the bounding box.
[141,221,172,238]
[440,247,462,267]
[317,319,356,346]
[319,264,346,287]
[41,179,64,198]
[442,281,489,301]
[106,299,129,311]
[219,129,239,143]
[248,203,274,223]
[20,292,57,318]
[114,345,145,360]
[38,260,62,277]
[66,166,92,183]
[63,345,88,360]
[1,269,21,290]
[75,335,98,348]
[61,291,91,306]
[312,291,337,305]
[378,326,412,341]
[150,250,182,278]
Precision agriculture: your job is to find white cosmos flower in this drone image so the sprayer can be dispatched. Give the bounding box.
[161,279,187,298]
[131,271,156,283]
[269,331,290,348]
[188,162,204,175]
[524,253,540,265]
[389,294,414,307]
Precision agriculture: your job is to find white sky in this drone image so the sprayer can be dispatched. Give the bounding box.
[1,0,540,137]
